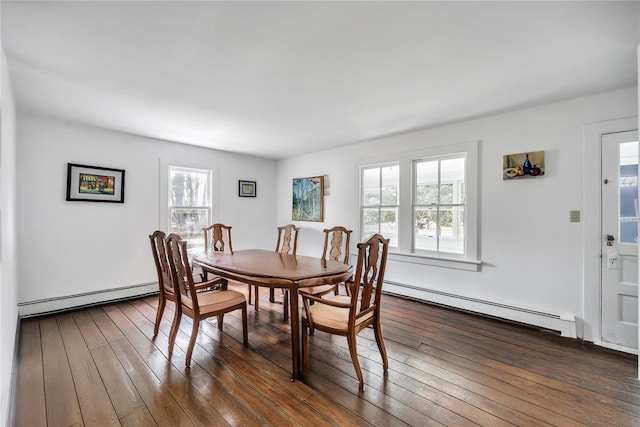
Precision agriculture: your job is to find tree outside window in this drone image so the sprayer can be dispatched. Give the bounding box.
[169,166,211,253]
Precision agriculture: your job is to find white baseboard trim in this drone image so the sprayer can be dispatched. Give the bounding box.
[383,280,577,338]
[18,282,158,317]
[593,340,639,356]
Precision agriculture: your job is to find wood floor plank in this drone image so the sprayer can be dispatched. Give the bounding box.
[12,292,640,426]
[56,313,120,426]
[13,319,46,427]
[40,316,84,427]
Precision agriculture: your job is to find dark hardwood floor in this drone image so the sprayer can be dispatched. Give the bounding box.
[11,284,640,426]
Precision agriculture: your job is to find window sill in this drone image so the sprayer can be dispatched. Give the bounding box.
[387,252,481,272]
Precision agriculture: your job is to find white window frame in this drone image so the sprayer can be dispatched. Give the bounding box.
[357,140,479,271]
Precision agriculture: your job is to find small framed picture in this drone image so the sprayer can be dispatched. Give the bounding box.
[503,151,545,180]
[239,180,256,197]
[66,163,125,203]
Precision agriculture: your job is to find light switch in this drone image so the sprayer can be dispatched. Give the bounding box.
[570,210,580,222]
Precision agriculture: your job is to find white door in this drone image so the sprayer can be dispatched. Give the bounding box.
[601,130,639,350]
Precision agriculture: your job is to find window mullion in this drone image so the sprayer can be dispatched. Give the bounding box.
[397,158,412,253]
[379,168,383,235]
[436,159,442,254]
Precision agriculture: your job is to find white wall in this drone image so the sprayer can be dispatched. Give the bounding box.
[277,87,638,337]
[0,47,18,425]
[17,113,276,314]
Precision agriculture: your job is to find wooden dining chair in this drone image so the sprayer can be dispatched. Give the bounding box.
[267,224,300,320]
[166,233,248,367]
[301,233,390,391]
[199,223,233,282]
[300,226,352,300]
[203,223,233,254]
[149,230,176,337]
[149,230,227,337]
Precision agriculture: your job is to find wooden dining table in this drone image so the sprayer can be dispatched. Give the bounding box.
[192,249,353,380]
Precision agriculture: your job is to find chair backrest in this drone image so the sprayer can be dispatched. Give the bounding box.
[322,226,352,265]
[350,234,389,317]
[275,224,300,255]
[203,223,233,254]
[166,233,200,312]
[149,230,174,296]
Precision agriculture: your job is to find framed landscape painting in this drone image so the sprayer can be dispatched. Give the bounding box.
[66,163,125,203]
[292,176,324,222]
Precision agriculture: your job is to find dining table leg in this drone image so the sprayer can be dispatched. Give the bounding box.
[288,285,300,380]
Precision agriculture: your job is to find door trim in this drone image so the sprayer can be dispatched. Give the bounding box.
[583,117,638,354]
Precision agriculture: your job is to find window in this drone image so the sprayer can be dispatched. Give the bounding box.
[360,163,399,247]
[358,141,478,270]
[168,166,211,253]
[414,155,465,255]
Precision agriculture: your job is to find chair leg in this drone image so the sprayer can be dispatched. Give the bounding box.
[269,288,275,303]
[347,332,364,391]
[254,286,260,311]
[283,290,289,321]
[302,318,309,372]
[217,314,224,331]
[373,317,389,371]
[154,297,166,337]
[241,303,248,346]
[185,319,200,367]
[247,284,253,305]
[168,308,182,354]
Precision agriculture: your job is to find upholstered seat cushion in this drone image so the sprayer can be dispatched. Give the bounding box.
[182,290,245,314]
[304,296,372,332]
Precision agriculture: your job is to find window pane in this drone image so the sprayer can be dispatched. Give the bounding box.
[380,207,398,246]
[414,207,437,251]
[415,161,438,204]
[620,141,639,243]
[362,207,380,239]
[170,169,209,207]
[381,165,399,205]
[440,206,464,254]
[439,208,453,238]
[439,183,454,204]
[362,167,380,206]
[441,158,465,204]
[170,208,209,241]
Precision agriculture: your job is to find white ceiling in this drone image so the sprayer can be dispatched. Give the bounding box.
[2,1,639,160]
